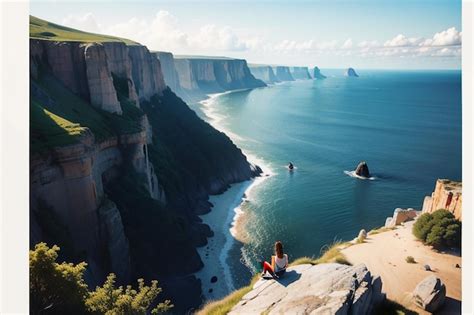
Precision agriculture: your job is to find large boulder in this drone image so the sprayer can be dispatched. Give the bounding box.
[355,161,370,178]
[385,208,419,228]
[413,275,446,312]
[313,66,327,79]
[230,263,385,314]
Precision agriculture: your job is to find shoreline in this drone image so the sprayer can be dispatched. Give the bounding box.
[194,90,273,300]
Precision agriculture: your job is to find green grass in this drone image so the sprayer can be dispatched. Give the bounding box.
[405,256,416,264]
[30,15,138,45]
[197,242,351,315]
[31,72,145,153]
[368,226,395,235]
[195,275,260,315]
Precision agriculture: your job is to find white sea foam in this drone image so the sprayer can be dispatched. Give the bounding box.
[344,170,376,180]
[195,90,274,298]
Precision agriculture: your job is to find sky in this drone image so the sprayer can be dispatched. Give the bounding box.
[30,0,462,69]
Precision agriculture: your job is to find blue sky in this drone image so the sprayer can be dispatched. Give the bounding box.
[30,0,462,69]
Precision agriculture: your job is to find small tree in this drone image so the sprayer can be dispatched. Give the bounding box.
[413,209,461,248]
[86,274,172,315]
[30,243,89,314]
[30,243,172,314]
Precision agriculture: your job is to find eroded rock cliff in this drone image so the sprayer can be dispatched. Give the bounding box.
[291,66,312,80]
[274,66,295,81]
[313,66,327,79]
[249,65,279,84]
[30,17,261,312]
[422,179,462,220]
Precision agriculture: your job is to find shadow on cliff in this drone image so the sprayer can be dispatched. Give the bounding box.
[273,270,301,287]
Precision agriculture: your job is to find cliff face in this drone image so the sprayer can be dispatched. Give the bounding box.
[155,53,266,102]
[249,65,279,84]
[422,179,462,220]
[31,19,261,311]
[274,66,295,81]
[290,66,311,80]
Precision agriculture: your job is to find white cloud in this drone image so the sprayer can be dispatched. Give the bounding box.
[384,34,422,47]
[341,38,353,49]
[422,27,462,46]
[62,12,101,33]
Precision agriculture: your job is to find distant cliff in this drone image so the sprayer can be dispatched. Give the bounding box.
[422,179,462,220]
[249,65,279,84]
[290,66,311,80]
[30,15,260,313]
[155,52,266,102]
[274,66,295,81]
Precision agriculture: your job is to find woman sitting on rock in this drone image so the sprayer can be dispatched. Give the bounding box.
[261,241,288,279]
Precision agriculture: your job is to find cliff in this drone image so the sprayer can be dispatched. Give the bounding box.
[30,15,260,313]
[290,66,312,80]
[274,66,295,81]
[422,179,462,220]
[313,66,327,79]
[248,65,279,84]
[155,52,266,103]
[230,263,385,314]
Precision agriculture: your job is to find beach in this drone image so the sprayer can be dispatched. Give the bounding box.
[342,221,461,314]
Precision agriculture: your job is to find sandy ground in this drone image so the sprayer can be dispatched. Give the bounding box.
[342,221,461,314]
[194,181,252,302]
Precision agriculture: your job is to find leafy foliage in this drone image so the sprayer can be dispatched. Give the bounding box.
[405,256,416,264]
[86,274,173,315]
[30,243,172,315]
[412,209,461,248]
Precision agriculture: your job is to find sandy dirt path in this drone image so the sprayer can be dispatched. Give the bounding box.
[342,221,461,314]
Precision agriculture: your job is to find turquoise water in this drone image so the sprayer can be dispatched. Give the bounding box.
[192,70,462,288]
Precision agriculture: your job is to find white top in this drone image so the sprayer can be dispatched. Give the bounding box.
[274,254,288,272]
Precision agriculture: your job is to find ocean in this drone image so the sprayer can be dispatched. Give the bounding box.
[190,69,462,289]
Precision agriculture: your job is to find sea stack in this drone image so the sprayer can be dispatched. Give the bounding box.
[355,161,370,178]
[313,66,327,79]
[345,67,359,77]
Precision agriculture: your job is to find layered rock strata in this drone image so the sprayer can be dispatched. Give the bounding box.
[422,179,462,220]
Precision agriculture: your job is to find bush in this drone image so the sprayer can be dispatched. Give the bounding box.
[30,243,172,315]
[405,256,416,264]
[412,209,461,248]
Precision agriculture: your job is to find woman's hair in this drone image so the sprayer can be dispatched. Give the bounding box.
[274,241,284,259]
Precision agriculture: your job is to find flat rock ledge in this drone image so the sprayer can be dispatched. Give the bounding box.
[230,263,385,315]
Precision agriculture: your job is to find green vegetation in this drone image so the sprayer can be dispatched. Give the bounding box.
[30,243,172,315]
[196,275,260,315]
[405,256,416,264]
[31,72,145,153]
[413,209,461,248]
[30,15,137,45]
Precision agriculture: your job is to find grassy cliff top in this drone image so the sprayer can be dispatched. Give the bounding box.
[30,15,138,45]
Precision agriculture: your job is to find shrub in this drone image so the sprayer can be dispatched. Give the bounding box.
[405,256,416,264]
[412,209,461,248]
[30,243,172,315]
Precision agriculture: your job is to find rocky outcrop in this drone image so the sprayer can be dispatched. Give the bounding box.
[384,208,419,228]
[249,65,279,84]
[345,67,359,77]
[291,66,312,80]
[422,179,462,220]
[30,39,163,111]
[128,45,166,100]
[313,66,327,79]
[230,263,385,314]
[274,66,295,81]
[413,275,446,312]
[84,43,122,114]
[355,161,370,178]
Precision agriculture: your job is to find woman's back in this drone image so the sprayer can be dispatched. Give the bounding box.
[274,254,288,271]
